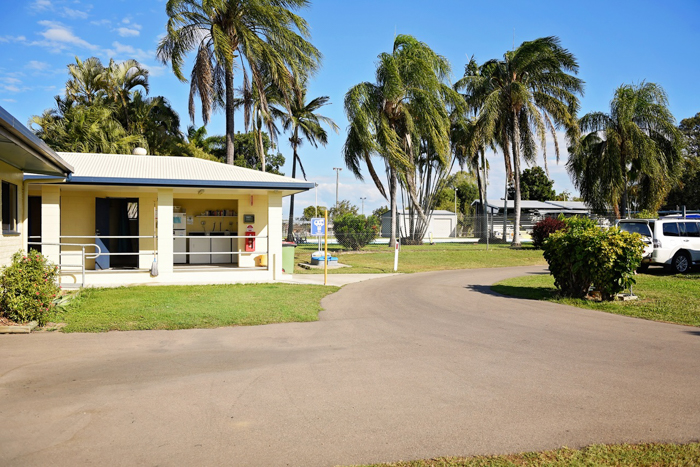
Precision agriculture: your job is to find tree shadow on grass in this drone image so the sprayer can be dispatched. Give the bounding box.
[464,284,556,301]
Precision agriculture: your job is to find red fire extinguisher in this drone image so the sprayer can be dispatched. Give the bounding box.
[245,224,255,252]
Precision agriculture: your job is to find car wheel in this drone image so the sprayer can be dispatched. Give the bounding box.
[672,251,691,274]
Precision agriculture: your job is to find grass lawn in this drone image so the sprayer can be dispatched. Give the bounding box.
[294,243,546,274]
[53,283,338,332]
[354,443,700,466]
[492,267,700,327]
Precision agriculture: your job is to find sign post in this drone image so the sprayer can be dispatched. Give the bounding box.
[324,211,328,285]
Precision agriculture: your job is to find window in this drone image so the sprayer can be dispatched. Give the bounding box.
[680,221,700,238]
[619,222,652,237]
[662,222,679,237]
[2,181,17,233]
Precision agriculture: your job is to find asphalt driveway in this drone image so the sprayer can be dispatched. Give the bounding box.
[1,266,699,466]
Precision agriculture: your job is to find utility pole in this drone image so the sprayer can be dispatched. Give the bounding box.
[360,197,367,215]
[333,167,342,208]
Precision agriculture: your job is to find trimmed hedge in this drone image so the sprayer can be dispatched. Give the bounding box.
[532,217,566,249]
[542,218,644,300]
[333,213,380,250]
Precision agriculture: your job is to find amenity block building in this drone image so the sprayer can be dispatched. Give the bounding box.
[27,152,313,287]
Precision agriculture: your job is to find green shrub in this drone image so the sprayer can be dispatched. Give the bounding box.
[532,217,566,249]
[333,213,380,250]
[542,220,644,300]
[1,249,61,324]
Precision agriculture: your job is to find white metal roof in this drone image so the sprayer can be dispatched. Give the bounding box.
[47,152,314,191]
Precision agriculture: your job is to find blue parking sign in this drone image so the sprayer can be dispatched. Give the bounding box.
[310,217,325,236]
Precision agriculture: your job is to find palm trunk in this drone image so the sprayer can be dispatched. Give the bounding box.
[286,147,298,242]
[622,170,629,218]
[512,110,522,247]
[257,127,266,172]
[389,166,397,245]
[481,149,489,242]
[225,67,235,165]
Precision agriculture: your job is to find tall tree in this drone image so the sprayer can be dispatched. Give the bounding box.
[157,0,321,165]
[32,57,184,155]
[507,166,555,201]
[65,56,107,105]
[102,59,150,130]
[568,82,683,217]
[457,37,583,246]
[344,34,460,245]
[279,77,338,241]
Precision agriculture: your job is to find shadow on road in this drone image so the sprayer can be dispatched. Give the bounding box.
[685,330,700,337]
[467,283,554,301]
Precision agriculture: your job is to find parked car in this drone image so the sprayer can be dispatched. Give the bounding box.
[617,216,700,273]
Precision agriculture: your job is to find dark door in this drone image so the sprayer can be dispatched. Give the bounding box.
[95,197,110,269]
[28,196,42,253]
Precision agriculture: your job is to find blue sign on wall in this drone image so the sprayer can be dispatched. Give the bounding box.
[310,217,326,236]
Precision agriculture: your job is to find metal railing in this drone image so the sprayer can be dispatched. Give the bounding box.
[28,240,102,287]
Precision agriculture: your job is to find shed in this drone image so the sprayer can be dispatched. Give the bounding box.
[380,209,458,238]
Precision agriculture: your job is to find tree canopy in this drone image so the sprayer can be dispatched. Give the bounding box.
[508,166,555,201]
[157,0,321,164]
[31,56,184,155]
[568,82,684,216]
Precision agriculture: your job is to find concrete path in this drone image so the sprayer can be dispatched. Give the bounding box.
[1,266,699,466]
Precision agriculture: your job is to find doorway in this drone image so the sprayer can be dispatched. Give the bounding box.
[28,196,42,253]
[95,198,139,269]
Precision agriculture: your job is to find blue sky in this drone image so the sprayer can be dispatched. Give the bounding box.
[1,0,699,214]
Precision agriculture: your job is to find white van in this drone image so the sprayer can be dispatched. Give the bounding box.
[618,217,700,273]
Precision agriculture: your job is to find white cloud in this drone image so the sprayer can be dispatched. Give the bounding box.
[1,77,22,85]
[31,20,98,52]
[30,0,53,12]
[105,41,154,63]
[2,99,18,103]
[62,7,89,19]
[116,27,140,37]
[144,64,166,77]
[26,60,51,71]
[90,19,111,26]
[0,35,27,43]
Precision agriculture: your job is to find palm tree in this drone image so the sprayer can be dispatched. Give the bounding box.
[65,56,107,105]
[30,101,143,154]
[102,59,150,131]
[568,82,684,217]
[344,34,460,245]
[156,0,321,165]
[279,77,338,241]
[234,65,285,172]
[456,37,583,246]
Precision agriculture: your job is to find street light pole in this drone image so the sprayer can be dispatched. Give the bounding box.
[333,167,342,208]
[360,197,366,215]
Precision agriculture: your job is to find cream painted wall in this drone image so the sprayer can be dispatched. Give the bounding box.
[0,161,25,266]
[58,188,157,270]
[268,193,283,278]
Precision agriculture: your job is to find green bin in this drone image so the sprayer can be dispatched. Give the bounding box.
[282,241,296,273]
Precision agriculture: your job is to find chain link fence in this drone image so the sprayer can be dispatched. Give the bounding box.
[284,211,623,245]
